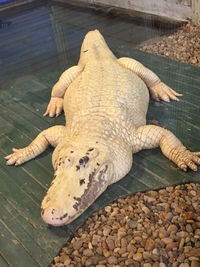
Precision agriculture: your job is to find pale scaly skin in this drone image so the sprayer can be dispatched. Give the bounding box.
[5,30,200,226]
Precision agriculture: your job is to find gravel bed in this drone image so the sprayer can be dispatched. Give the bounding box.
[138,22,200,68]
[52,22,200,267]
[52,184,200,267]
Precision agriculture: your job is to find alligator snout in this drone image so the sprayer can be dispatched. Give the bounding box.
[41,207,69,226]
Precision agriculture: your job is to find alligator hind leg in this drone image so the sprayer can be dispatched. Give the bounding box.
[5,126,66,166]
[44,65,82,117]
[118,57,182,102]
[133,125,200,171]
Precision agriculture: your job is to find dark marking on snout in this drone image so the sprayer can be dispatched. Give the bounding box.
[59,213,68,220]
[89,168,96,180]
[80,179,85,185]
[83,49,88,53]
[73,165,110,213]
[96,165,108,179]
[70,151,74,153]
[73,169,97,211]
[88,148,94,152]
[76,165,80,171]
[51,209,55,215]
[58,157,65,166]
[73,196,81,211]
[74,196,81,201]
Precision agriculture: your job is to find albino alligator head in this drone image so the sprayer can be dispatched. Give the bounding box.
[78,29,116,65]
[41,142,114,226]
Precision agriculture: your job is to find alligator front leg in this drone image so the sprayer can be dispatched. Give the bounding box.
[118,57,182,102]
[5,126,66,166]
[133,125,200,171]
[44,65,82,117]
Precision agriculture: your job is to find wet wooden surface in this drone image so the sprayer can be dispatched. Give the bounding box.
[0,2,199,266]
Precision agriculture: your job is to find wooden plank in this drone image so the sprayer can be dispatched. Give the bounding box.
[0,194,53,266]
[0,220,39,267]
[0,254,10,267]
[0,149,47,204]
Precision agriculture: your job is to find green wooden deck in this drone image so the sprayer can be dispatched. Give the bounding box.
[0,2,199,267]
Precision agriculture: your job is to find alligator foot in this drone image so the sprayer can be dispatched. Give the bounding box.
[5,148,29,166]
[150,82,182,102]
[43,97,63,117]
[173,150,200,171]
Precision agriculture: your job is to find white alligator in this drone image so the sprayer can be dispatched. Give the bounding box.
[5,30,200,226]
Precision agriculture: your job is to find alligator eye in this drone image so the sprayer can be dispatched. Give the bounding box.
[79,156,89,165]
[79,158,84,165]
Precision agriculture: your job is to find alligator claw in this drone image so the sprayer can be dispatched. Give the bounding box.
[43,97,63,117]
[150,82,182,102]
[176,150,200,172]
[5,148,25,166]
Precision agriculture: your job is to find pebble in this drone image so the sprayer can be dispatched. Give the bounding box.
[133,252,143,262]
[162,237,173,244]
[179,264,190,267]
[166,242,178,250]
[103,249,110,257]
[107,255,118,264]
[186,224,193,233]
[143,263,152,267]
[72,240,83,250]
[128,219,138,229]
[144,195,156,203]
[179,238,185,249]
[83,249,94,257]
[141,204,151,214]
[145,238,155,251]
[152,248,160,256]
[167,224,178,233]
[186,247,200,257]
[105,236,115,250]
[191,261,200,267]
